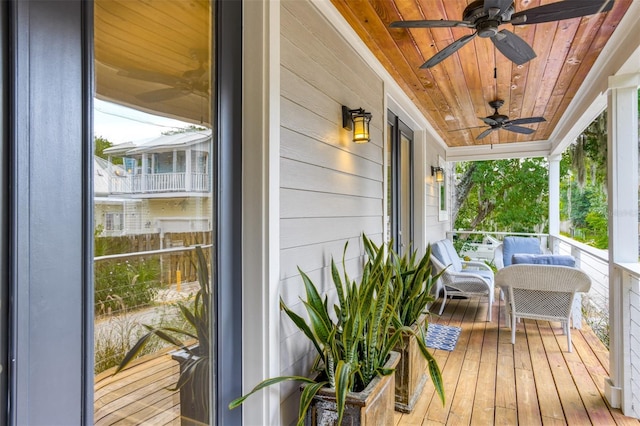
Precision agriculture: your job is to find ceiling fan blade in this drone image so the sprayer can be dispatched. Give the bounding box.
[477,128,496,140]
[136,87,187,103]
[481,117,499,126]
[484,0,513,18]
[508,116,546,125]
[390,19,474,29]
[510,0,614,25]
[491,29,537,65]
[421,33,477,68]
[504,125,536,134]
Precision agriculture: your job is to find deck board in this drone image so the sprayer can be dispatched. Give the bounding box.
[394,293,640,426]
[94,293,640,425]
[95,350,180,426]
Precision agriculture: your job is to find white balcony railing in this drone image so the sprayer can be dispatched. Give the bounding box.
[109,172,210,194]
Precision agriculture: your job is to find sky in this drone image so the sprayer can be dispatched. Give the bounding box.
[94,99,191,145]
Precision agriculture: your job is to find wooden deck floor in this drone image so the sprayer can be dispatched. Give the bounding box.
[395,295,640,426]
[94,295,640,425]
[94,348,181,426]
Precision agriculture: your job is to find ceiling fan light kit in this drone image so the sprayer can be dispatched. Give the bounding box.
[390,0,615,68]
[476,99,546,140]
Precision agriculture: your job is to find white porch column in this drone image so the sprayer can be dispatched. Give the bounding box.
[548,154,561,249]
[173,149,178,172]
[141,153,148,192]
[605,72,640,412]
[185,148,192,191]
[242,0,280,425]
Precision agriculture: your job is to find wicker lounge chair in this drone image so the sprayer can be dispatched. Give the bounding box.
[495,264,591,352]
[430,239,495,321]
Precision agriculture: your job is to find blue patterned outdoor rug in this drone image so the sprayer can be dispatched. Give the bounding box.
[425,323,462,351]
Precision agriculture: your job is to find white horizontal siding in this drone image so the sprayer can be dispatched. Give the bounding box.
[281,126,382,181]
[281,189,382,219]
[281,157,382,198]
[279,234,378,282]
[281,217,382,249]
[279,1,384,423]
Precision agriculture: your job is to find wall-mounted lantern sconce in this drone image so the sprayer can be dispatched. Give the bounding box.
[342,105,372,143]
[431,166,444,183]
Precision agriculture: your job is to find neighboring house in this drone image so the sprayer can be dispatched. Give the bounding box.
[96,131,212,236]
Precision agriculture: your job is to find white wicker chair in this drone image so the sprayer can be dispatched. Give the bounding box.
[430,249,495,321]
[495,264,591,352]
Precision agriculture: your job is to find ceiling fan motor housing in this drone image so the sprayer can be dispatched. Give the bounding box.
[463,0,515,29]
[463,0,517,38]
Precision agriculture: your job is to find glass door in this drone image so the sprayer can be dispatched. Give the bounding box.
[387,111,414,255]
[93,1,214,424]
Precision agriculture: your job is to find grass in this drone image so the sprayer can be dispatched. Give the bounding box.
[94,294,197,374]
[95,257,162,317]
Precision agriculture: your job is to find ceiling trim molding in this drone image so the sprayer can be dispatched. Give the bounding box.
[310,0,448,150]
[549,0,640,156]
[445,140,553,162]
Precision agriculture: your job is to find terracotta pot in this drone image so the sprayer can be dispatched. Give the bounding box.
[302,351,400,426]
[393,314,428,413]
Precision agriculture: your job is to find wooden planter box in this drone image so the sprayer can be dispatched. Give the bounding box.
[393,314,428,413]
[302,351,400,425]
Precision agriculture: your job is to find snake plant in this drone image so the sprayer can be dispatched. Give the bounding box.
[362,235,445,406]
[229,235,445,425]
[115,245,211,421]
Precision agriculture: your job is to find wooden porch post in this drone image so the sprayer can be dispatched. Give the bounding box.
[605,72,640,412]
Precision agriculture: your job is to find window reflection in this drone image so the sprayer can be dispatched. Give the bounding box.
[93,1,213,424]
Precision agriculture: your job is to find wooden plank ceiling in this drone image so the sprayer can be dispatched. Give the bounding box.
[330,0,632,147]
[94,0,212,127]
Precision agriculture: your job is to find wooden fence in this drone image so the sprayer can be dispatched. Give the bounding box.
[95,231,212,283]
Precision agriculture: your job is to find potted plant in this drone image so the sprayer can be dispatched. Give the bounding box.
[115,245,210,426]
[362,235,444,412]
[229,236,444,425]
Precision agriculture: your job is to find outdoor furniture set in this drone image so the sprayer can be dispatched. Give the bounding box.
[430,237,591,352]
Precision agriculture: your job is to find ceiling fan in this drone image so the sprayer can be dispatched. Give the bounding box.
[475,99,545,140]
[117,50,209,102]
[389,0,614,68]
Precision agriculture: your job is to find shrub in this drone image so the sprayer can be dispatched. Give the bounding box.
[95,257,161,316]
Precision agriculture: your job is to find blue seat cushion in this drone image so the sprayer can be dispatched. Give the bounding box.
[441,239,463,272]
[502,236,542,267]
[511,254,576,267]
[432,240,462,272]
[431,241,452,269]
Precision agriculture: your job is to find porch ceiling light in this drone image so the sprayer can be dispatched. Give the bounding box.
[342,105,372,144]
[432,166,444,183]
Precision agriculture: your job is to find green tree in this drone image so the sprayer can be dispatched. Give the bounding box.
[95,135,113,159]
[453,158,551,233]
[561,108,610,248]
[94,136,122,165]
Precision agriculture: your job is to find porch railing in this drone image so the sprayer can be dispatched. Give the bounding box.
[109,172,210,194]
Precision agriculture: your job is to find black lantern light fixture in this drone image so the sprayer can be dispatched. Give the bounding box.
[342,105,372,143]
[431,166,444,183]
